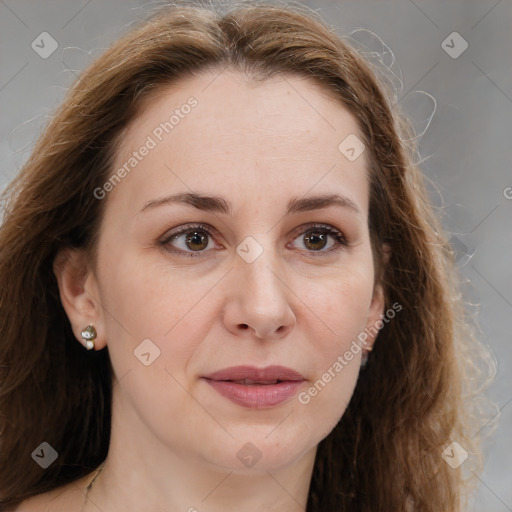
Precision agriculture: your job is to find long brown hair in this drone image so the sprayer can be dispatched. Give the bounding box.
[0,1,494,510]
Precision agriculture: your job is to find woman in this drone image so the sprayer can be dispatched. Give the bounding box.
[0,2,494,511]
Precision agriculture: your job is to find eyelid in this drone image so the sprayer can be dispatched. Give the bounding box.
[159,223,219,245]
[158,223,220,258]
[288,222,348,257]
[159,222,348,258]
[289,222,347,243]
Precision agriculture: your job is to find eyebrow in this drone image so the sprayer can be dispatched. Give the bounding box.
[140,192,362,216]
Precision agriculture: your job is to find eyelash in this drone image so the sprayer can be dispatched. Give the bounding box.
[159,222,348,258]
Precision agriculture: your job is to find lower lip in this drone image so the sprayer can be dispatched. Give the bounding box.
[203,378,305,409]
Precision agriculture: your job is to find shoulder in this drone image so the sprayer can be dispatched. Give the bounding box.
[9,473,92,512]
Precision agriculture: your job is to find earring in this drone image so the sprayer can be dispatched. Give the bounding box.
[361,346,373,368]
[80,325,97,350]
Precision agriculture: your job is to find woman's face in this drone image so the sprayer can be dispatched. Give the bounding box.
[86,70,384,472]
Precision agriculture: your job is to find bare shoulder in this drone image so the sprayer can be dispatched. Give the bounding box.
[9,473,92,512]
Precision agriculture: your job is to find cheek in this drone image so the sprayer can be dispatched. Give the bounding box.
[95,248,224,392]
[295,266,374,428]
[296,315,367,442]
[309,262,375,343]
[96,252,207,432]
[97,248,198,336]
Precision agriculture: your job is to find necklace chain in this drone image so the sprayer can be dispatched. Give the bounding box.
[81,463,105,512]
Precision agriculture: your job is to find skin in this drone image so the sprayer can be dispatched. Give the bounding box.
[22,70,386,511]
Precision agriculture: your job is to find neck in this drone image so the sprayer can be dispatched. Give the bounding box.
[87,451,315,512]
[84,390,317,512]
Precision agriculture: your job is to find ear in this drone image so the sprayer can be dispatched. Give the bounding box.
[53,247,107,350]
[364,242,391,351]
[364,283,385,351]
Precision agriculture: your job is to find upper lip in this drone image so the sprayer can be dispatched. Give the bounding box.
[203,365,305,382]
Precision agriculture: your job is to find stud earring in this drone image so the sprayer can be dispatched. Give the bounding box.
[80,325,97,350]
[361,346,373,368]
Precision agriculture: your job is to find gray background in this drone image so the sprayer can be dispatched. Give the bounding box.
[1,0,510,509]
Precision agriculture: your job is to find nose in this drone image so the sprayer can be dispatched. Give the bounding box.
[223,248,296,340]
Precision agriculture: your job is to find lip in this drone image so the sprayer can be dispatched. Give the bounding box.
[202,365,306,409]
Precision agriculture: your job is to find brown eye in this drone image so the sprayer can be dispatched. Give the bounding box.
[160,224,217,258]
[303,230,330,251]
[160,222,347,259]
[290,224,348,256]
[183,229,209,251]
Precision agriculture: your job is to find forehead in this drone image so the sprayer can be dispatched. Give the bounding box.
[108,70,369,217]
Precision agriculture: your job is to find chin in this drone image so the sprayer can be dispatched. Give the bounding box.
[199,427,316,474]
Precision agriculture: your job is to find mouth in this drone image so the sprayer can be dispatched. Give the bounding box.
[202,365,306,408]
[225,379,282,385]
[203,365,305,383]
